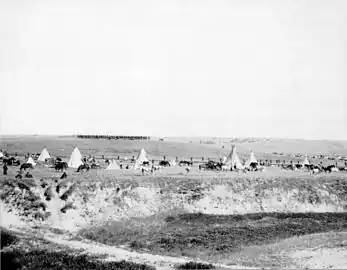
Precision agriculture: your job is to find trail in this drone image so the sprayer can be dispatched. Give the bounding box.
[1,208,255,270]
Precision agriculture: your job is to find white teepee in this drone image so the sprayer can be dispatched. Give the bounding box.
[245,150,258,167]
[133,148,149,169]
[27,156,36,166]
[38,147,50,162]
[224,145,243,170]
[302,155,310,167]
[68,147,83,168]
[106,159,121,170]
[170,159,176,167]
[0,151,3,158]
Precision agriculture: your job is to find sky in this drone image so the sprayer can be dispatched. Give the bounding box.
[0,0,346,140]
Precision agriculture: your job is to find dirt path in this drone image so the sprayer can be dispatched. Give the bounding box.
[3,221,256,270]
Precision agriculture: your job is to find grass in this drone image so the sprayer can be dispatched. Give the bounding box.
[1,249,156,270]
[1,144,347,269]
[80,212,347,261]
[1,228,156,270]
[1,135,347,165]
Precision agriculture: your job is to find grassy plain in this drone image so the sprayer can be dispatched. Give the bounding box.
[1,135,347,269]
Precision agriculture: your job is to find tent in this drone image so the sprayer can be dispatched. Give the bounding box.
[245,150,258,167]
[302,155,310,167]
[133,148,149,170]
[170,159,176,167]
[106,159,121,170]
[224,145,243,170]
[27,156,36,166]
[37,147,50,162]
[0,151,3,158]
[68,147,83,168]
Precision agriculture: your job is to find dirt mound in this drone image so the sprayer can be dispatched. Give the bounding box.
[187,177,346,214]
[1,175,347,233]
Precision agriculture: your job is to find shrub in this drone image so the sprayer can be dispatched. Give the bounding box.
[176,261,215,269]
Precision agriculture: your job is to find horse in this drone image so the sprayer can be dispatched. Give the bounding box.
[141,166,152,175]
[77,164,90,172]
[4,157,20,166]
[199,160,222,171]
[323,165,338,173]
[90,163,101,169]
[309,165,322,175]
[20,163,33,171]
[159,160,170,167]
[25,172,33,178]
[55,162,68,171]
[179,160,193,167]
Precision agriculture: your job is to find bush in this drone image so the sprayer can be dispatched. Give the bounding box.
[176,261,215,269]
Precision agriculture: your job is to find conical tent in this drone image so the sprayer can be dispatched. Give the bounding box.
[170,159,176,167]
[137,148,149,162]
[245,151,258,167]
[224,145,243,169]
[27,156,36,166]
[106,159,121,170]
[133,148,149,170]
[68,147,83,168]
[0,151,3,158]
[302,156,310,167]
[38,147,50,162]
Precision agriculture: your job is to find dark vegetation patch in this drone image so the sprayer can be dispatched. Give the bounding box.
[176,261,215,269]
[81,212,347,259]
[1,249,156,270]
[1,227,19,248]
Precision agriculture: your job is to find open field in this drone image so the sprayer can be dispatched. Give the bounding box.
[1,135,347,164]
[1,136,347,269]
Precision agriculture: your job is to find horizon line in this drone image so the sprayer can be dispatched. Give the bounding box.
[0,133,346,142]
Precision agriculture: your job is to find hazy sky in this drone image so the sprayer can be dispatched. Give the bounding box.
[1,0,346,139]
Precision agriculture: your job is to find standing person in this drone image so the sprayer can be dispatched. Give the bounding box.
[3,162,8,175]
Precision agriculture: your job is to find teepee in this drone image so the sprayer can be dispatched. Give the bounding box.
[27,156,36,166]
[38,147,50,162]
[0,150,3,158]
[170,159,176,167]
[224,145,243,170]
[302,155,310,167]
[106,159,121,170]
[245,150,258,167]
[133,148,149,169]
[68,147,83,168]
